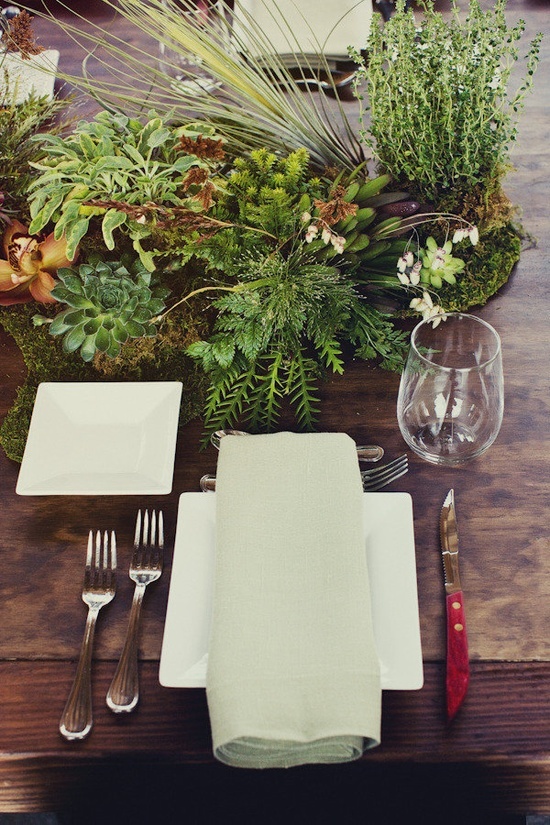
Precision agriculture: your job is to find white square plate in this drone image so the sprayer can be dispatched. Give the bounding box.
[159,492,424,690]
[16,382,182,495]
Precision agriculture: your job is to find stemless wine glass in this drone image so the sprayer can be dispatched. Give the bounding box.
[397,313,503,465]
[158,0,227,94]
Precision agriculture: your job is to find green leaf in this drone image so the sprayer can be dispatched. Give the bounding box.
[94,156,135,171]
[62,325,87,353]
[124,320,147,338]
[147,127,172,149]
[66,219,91,257]
[56,273,84,294]
[82,316,103,335]
[48,314,72,336]
[80,335,97,362]
[112,322,129,344]
[94,325,111,352]
[101,208,128,250]
[212,338,236,369]
[78,132,98,159]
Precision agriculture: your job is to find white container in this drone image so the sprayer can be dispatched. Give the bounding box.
[0,48,59,104]
[231,0,372,60]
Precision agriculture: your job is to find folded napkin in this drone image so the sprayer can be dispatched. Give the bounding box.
[206,431,381,769]
[231,0,373,60]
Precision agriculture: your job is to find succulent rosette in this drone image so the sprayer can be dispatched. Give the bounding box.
[40,258,170,362]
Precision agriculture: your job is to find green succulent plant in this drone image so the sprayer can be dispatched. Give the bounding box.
[26,111,225,270]
[34,258,170,362]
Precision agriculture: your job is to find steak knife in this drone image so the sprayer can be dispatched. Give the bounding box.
[440,488,469,720]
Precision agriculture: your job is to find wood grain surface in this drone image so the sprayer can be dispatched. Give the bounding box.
[0,0,548,818]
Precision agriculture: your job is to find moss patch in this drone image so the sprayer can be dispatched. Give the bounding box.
[437,223,521,312]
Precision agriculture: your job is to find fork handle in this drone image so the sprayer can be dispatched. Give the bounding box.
[59,607,99,741]
[106,583,146,713]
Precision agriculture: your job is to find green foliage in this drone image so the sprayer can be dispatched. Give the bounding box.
[436,225,521,311]
[419,237,466,289]
[0,93,70,220]
[36,257,170,362]
[225,147,321,234]
[30,0,366,171]
[187,252,353,434]
[26,112,224,269]
[354,0,542,212]
[180,148,417,435]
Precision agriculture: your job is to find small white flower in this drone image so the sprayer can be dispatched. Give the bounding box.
[431,248,447,271]
[321,227,332,245]
[397,271,410,285]
[301,211,312,223]
[331,235,346,254]
[397,251,414,272]
[305,224,319,243]
[410,260,422,285]
[452,228,469,244]
[469,226,479,246]
[410,291,446,327]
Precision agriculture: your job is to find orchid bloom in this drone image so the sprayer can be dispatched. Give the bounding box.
[410,290,446,328]
[0,220,75,306]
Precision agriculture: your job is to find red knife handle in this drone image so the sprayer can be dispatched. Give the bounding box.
[446,591,469,720]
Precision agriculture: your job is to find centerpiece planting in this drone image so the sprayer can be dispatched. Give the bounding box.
[0,0,542,457]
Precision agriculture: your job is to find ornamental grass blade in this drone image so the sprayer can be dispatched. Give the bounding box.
[31,0,366,171]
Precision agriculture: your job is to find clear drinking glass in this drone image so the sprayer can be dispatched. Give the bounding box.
[397,313,504,465]
[158,0,226,94]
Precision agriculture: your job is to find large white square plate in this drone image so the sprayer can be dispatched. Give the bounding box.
[16,382,182,495]
[159,492,423,690]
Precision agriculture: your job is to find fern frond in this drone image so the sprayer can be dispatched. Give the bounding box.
[286,350,321,431]
[320,338,345,374]
[245,352,285,431]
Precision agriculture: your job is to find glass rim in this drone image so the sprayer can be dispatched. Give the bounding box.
[410,312,502,372]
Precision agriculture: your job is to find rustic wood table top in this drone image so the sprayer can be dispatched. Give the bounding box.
[0,0,548,821]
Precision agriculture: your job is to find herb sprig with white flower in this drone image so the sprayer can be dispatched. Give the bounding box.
[353,0,542,222]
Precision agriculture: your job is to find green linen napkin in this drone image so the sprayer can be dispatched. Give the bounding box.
[206,432,381,769]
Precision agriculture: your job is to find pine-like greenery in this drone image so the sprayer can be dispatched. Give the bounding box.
[186,148,410,436]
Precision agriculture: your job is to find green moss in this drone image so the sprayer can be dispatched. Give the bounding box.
[437,223,521,312]
[0,303,209,463]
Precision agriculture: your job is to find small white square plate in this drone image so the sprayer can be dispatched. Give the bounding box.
[159,492,424,690]
[16,382,182,495]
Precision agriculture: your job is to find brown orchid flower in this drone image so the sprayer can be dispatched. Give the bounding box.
[0,219,76,306]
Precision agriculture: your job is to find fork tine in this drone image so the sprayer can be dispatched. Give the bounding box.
[150,510,157,546]
[361,454,407,480]
[86,530,93,567]
[362,455,409,491]
[134,509,142,547]
[108,530,117,570]
[143,509,150,546]
[102,530,108,568]
[362,465,409,491]
[95,529,101,567]
[158,511,164,549]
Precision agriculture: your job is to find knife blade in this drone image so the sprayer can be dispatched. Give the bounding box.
[439,488,469,720]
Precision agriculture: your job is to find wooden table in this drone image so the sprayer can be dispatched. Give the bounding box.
[0,1,548,821]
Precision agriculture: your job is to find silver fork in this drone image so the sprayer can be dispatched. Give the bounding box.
[361,454,408,491]
[210,430,384,462]
[59,530,117,741]
[200,454,408,493]
[106,510,164,713]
